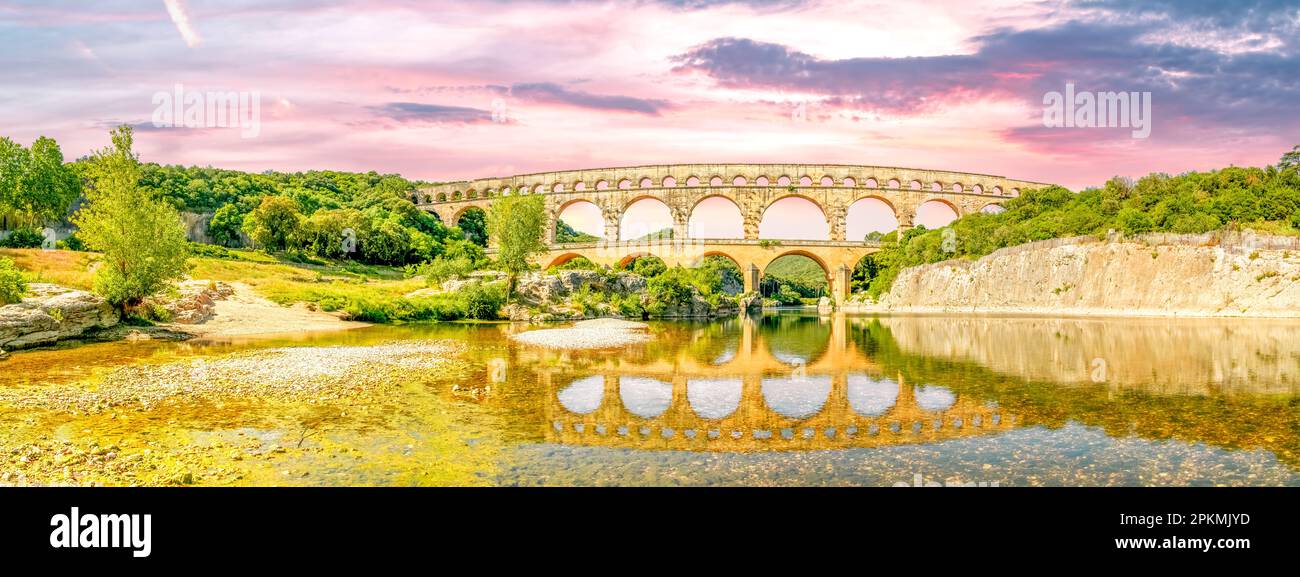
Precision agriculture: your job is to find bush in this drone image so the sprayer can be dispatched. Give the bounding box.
[188,242,235,259]
[617,293,645,319]
[0,228,44,248]
[57,233,86,252]
[414,255,476,287]
[0,256,26,304]
[460,282,505,320]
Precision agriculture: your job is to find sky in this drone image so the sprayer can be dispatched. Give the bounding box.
[1,0,1298,238]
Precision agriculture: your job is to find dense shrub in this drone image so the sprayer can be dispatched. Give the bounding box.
[0,228,44,248]
[461,282,505,320]
[0,256,26,304]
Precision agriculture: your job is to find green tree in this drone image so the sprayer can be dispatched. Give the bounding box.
[456,207,488,246]
[243,195,303,251]
[73,126,189,309]
[0,136,80,226]
[0,256,26,304]
[207,203,245,247]
[0,137,31,219]
[1281,145,1300,172]
[486,194,546,298]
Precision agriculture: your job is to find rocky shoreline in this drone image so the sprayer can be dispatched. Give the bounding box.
[509,318,652,349]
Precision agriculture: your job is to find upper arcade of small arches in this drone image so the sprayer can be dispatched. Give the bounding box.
[414,164,1047,206]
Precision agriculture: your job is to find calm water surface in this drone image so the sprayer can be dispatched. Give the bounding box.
[3,311,1298,486]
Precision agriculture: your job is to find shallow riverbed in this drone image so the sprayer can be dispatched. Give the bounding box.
[1,311,1297,486]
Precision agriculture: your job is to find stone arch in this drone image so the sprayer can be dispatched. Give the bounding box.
[819,175,834,187]
[929,181,943,192]
[436,193,447,202]
[887,178,900,189]
[916,198,961,228]
[689,194,744,239]
[709,175,724,186]
[662,176,677,187]
[843,177,857,187]
[991,185,1003,195]
[531,184,544,194]
[545,252,591,269]
[697,250,742,270]
[618,178,633,190]
[732,175,747,186]
[759,195,830,240]
[909,180,922,190]
[620,196,673,241]
[864,178,878,188]
[971,184,983,194]
[639,177,654,188]
[452,191,463,200]
[764,249,832,281]
[452,204,486,225]
[596,180,609,190]
[951,183,964,193]
[846,196,899,239]
[617,251,660,268]
[777,175,792,186]
[755,175,770,186]
[798,175,813,186]
[573,181,586,192]
[686,176,701,186]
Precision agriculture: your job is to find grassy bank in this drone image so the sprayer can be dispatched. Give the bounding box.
[2,247,481,323]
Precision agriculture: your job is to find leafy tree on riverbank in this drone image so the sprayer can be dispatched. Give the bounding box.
[73,126,189,309]
[0,135,81,228]
[487,193,546,298]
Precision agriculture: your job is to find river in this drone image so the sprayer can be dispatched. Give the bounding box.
[2,311,1297,486]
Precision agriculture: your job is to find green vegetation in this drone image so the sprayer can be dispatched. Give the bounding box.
[73,126,190,309]
[626,227,673,242]
[548,255,600,272]
[857,159,1300,297]
[0,135,81,228]
[455,207,487,245]
[554,218,599,243]
[0,255,25,304]
[131,162,470,267]
[486,193,546,298]
[761,255,827,302]
[0,228,44,248]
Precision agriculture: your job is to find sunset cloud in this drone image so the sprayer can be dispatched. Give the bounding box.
[0,0,1296,190]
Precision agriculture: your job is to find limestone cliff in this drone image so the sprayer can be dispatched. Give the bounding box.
[864,233,1300,318]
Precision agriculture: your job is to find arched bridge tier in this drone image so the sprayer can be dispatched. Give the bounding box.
[413,164,1050,303]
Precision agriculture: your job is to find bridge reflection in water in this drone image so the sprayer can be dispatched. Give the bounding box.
[528,313,1015,452]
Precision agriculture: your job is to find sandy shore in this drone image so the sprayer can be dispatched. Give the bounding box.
[510,318,652,349]
[166,281,369,338]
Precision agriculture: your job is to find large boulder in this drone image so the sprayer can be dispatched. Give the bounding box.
[0,283,120,351]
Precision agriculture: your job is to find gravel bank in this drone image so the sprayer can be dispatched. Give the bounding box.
[509,318,652,349]
[0,340,469,412]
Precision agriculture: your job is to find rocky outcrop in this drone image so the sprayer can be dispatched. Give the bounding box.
[152,280,236,324]
[861,233,1300,318]
[0,283,120,351]
[514,270,645,304]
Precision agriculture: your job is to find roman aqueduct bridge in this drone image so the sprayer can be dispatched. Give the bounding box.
[413,164,1049,303]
